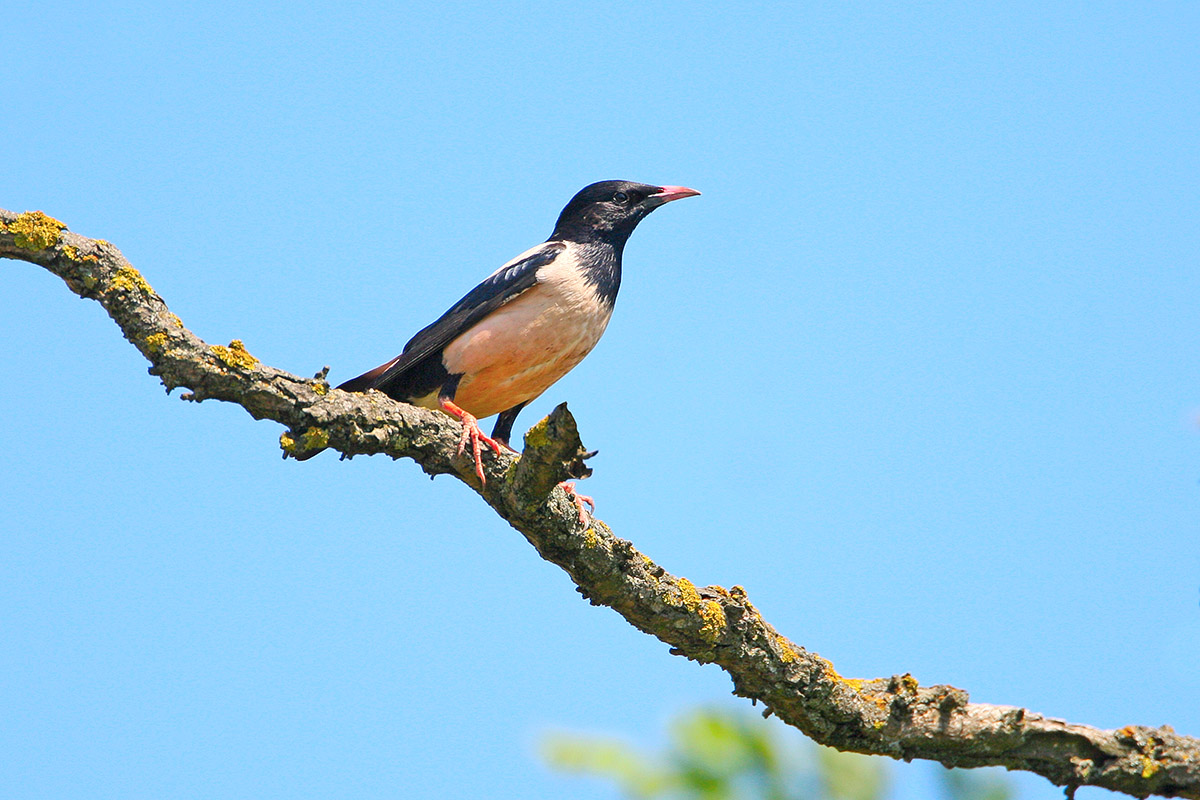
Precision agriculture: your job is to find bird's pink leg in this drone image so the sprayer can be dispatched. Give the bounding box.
[557,481,595,525]
[439,398,504,484]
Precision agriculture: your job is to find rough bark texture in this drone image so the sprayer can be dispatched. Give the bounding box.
[4,207,1198,799]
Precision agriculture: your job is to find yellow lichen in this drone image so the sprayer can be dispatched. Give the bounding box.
[664,578,726,643]
[298,427,329,450]
[697,599,727,642]
[144,332,169,354]
[583,527,599,548]
[168,313,183,327]
[313,382,328,396]
[523,417,551,448]
[826,669,891,717]
[11,211,65,251]
[109,267,154,296]
[210,339,259,370]
[677,577,702,611]
[1141,756,1159,779]
[62,245,80,261]
[850,685,890,715]
[776,635,800,663]
[281,427,328,454]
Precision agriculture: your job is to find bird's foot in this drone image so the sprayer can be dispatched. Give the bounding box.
[557,481,595,525]
[440,399,504,484]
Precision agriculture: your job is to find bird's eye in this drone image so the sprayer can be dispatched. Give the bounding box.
[612,191,629,205]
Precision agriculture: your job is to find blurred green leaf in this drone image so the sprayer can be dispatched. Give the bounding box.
[541,735,673,799]
[542,708,1015,800]
[815,746,888,800]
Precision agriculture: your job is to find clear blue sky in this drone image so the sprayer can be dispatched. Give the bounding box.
[4,3,1197,799]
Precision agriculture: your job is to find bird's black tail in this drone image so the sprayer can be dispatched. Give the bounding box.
[336,363,390,393]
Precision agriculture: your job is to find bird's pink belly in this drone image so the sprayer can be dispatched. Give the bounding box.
[441,289,610,419]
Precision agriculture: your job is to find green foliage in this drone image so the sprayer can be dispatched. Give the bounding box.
[543,708,885,800]
[815,746,888,800]
[543,708,1013,800]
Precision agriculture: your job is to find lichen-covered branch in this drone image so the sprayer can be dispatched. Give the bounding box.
[3,207,1197,799]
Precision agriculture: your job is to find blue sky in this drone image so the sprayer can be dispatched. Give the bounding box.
[4,2,1198,798]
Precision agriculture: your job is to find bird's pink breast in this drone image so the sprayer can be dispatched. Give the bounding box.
[440,248,612,419]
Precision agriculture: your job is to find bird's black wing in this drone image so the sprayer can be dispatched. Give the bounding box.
[338,241,566,393]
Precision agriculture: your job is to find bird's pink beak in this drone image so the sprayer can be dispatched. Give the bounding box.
[648,185,701,205]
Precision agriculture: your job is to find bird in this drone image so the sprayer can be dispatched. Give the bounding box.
[314,180,700,508]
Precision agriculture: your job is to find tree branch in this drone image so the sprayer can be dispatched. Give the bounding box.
[4,207,1197,799]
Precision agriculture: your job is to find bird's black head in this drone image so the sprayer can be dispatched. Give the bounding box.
[550,180,700,248]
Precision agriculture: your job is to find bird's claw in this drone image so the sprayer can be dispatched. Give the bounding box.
[457,412,503,484]
[557,481,595,525]
[441,399,503,485]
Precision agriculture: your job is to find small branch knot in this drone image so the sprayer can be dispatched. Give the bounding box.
[506,403,595,509]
